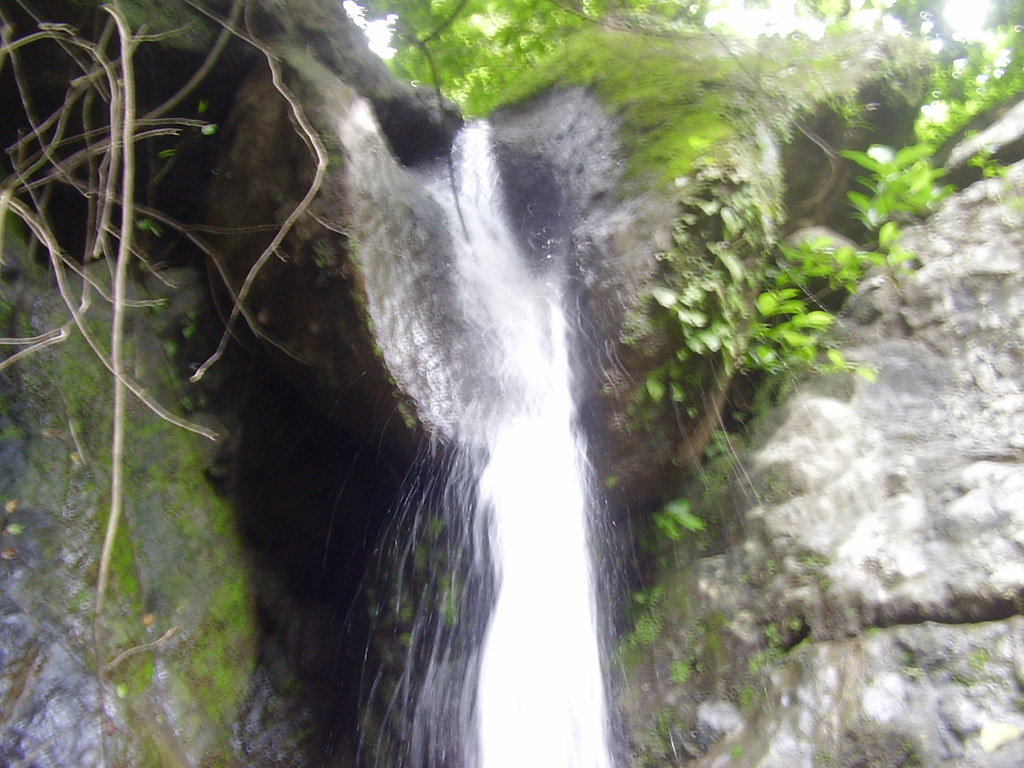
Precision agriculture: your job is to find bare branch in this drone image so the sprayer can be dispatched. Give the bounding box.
[0,326,71,373]
[94,1,138,635]
[8,196,219,439]
[191,24,329,382]
[105,626,179,671]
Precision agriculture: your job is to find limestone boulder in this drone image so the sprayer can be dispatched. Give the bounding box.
[617,158,1024,767]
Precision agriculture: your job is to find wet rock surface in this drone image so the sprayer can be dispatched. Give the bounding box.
[618,159,1024,766]
[0,244,257,766]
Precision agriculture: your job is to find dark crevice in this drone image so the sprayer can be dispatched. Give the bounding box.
[871,590,1024,632]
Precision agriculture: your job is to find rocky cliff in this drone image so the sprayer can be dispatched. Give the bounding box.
[617,143,1024,768]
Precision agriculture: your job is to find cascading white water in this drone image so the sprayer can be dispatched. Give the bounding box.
[425,123,613,768]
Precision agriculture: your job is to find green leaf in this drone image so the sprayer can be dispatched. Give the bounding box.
[676,307,708,327]
[136,218,164,237]
[652,286,678,308]
[826,348,846,368]
[893,143,935,167]
[887,245,915,266]
[778,327,814,347]
[878,221,900,249]
[695,198,721,216]
[775,299,807,315]
[793,310,834,329]
[847,190,873,215]
[755,292,777,316]
[646,375,665,403]
[664,499,705,532]
[855,365,878,383]
[840,149,885,174]
[200,123,218,136]
[694,329,722,352]
[716,247,745,282]
[720,206,742,239]
[5,522,24,536]
[752,344,777,365]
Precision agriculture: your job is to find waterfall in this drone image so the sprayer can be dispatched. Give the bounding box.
[360,121,611,768]
[441,124,612,768]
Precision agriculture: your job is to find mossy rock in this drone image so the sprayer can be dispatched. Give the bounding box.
[491,25,930,506]
[0,237,256,766]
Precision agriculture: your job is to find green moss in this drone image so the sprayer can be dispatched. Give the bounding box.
[968,648,989,675]
[619,585,667,669]
[632,708,685,768]
[112,654,155,699]
[187,570,254,727]
[4,257,255,762]
[669,658,692,685]
[737,684,758,711]
[703,611,729,669]
[500,27,743,183]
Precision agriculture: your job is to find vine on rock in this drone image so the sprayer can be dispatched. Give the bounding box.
[0,0,332,755]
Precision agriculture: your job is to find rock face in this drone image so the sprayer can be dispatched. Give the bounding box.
[0,241,256,767]
[7,1,1020,765]
[617,160,1024,766]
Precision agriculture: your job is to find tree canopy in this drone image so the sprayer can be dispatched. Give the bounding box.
[352,0,1023,142]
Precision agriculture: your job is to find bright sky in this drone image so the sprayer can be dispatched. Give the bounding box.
[342,0,397,58]
[343,0,993,59]
[943,0,991,40]
[705,0,992,40]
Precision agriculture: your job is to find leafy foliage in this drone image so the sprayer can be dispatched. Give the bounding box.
[644,138,950,433]
[360,0,593,115]
[653,499,705,541]
[358,0,1019,150]
[747,144,948,375]
[842,143,951,228]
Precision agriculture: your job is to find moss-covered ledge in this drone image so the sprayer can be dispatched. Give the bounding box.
[491,24,931,506]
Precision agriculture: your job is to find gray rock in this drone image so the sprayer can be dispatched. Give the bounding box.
[619,161,1024,766]
[944,96,1024,188]
[696,700,743,741]
[0,243,257,766]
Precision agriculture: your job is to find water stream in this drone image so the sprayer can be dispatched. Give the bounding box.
[439,124,612,768]
[364,121,612,768]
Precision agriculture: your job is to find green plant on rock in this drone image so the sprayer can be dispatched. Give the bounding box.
[653,498,706,541]
[968,148,1010,180]
[641,158,776,417]
[621,584,666,654]
[842,143,951,229]
[649,138,951,410]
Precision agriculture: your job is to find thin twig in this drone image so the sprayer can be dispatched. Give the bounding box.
[104,626,180,671]
[0,327,71,345]
[191,37,328,382]
[60,391,90,466]
[94,0,137,645]
[794,120,842,207]
[0,185,11,260]
[0,326,71,372]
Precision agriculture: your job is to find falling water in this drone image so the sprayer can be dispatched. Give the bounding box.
[432,123,611,767]
[360,121,612,768]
